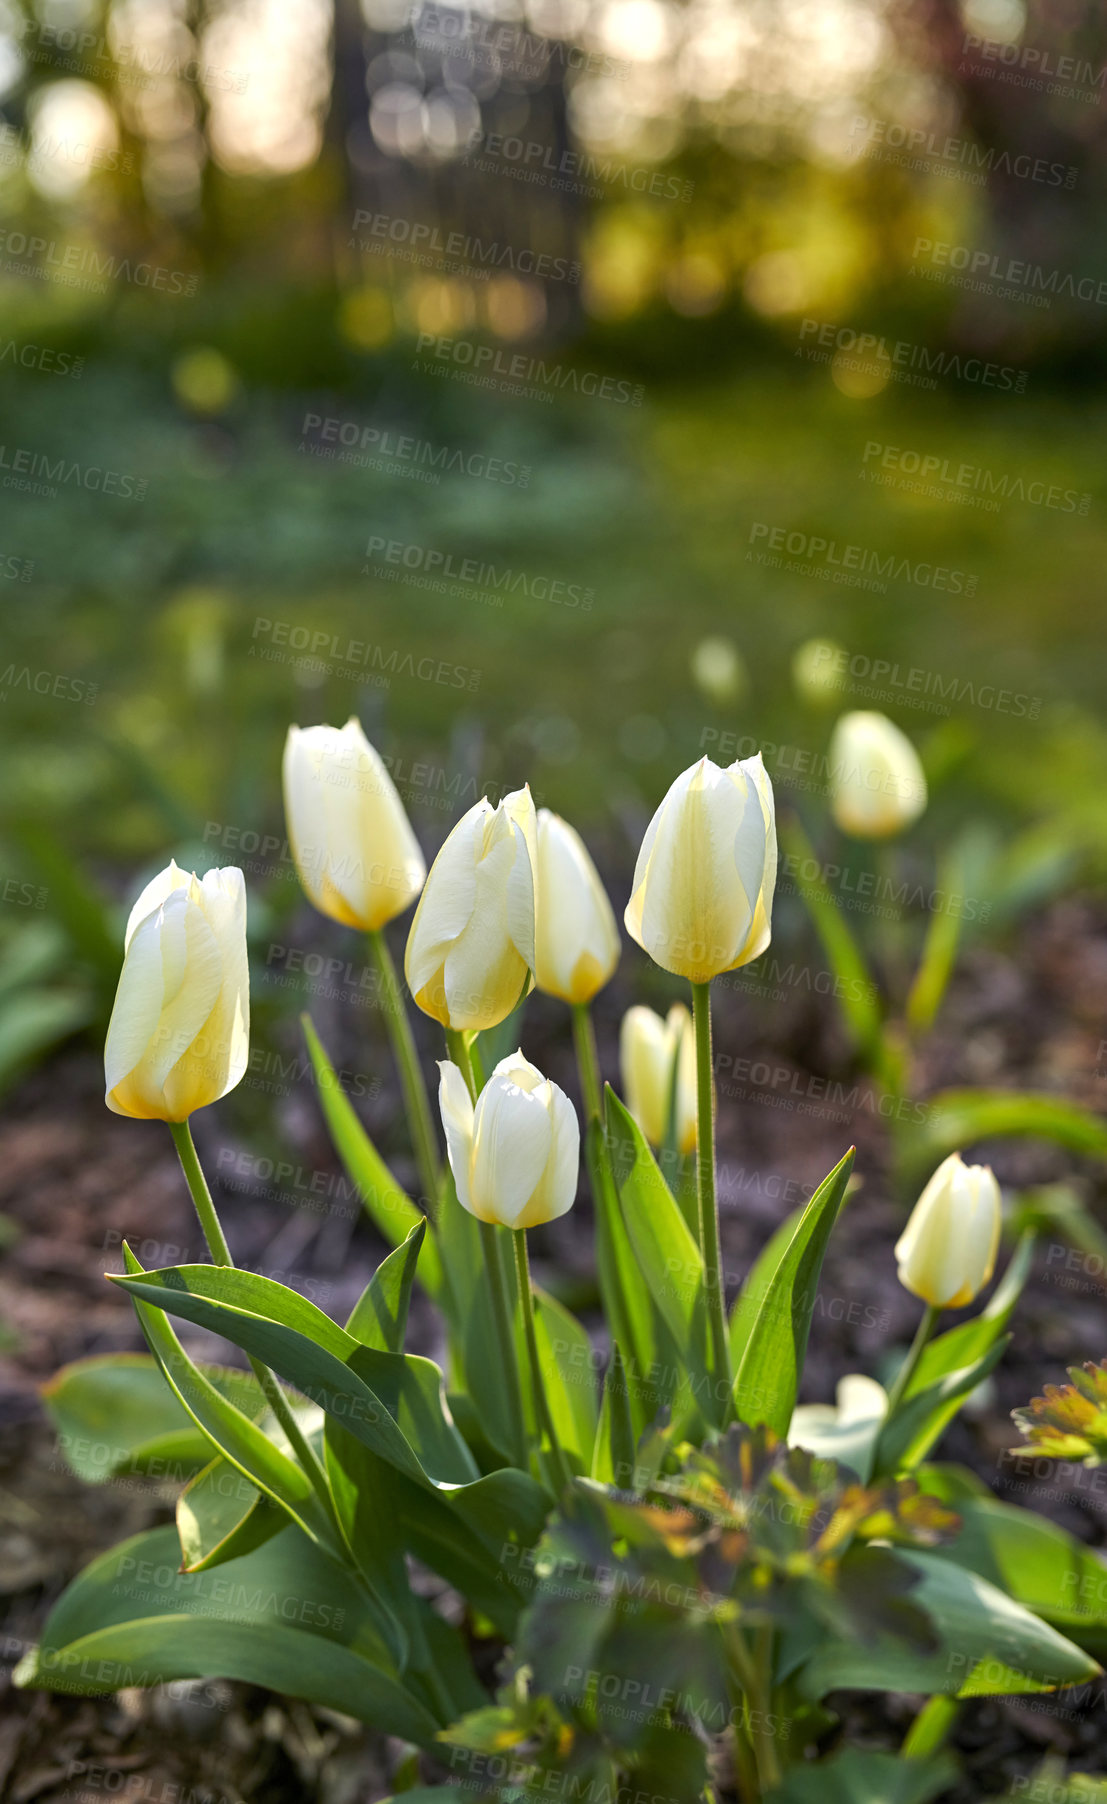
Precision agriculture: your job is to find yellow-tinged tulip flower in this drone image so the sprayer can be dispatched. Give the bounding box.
[105,861,249,1122]
[438,1051,579,1229]
[792,638,846,707]
[405,787,537,1030]
[534,808,620,1004]
[619,1003,696,1153]
[624,754,776,983]
[895,1152,1001,1309]
[828,711,927,839]
[283,718,426,930]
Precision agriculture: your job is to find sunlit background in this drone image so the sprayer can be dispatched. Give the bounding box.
[1,0,1106,1089]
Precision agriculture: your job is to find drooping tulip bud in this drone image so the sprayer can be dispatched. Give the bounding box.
[105,861,249,1122]
[895,1151,1001,1309]
[283,718,426,930]
[619,1003,696,1153]
[624,754,776,983]
[405,787,537,1031]
[828,711,927,839]
[437,1051,579,1229]
[534,808,620,1005]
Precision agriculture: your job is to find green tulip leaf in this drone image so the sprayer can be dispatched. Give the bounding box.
[118,1247,335,1552]
[534,1285,598,1470]
[592,1343,636,1487]
[110,1262,478,1489]
[731,1147,855,1437]
[603,1087,713,1422]
[918,1470,1107,1657]
[797,1549,1100,1700]
[766,1747,958,1804]
[346,1219,425,1352]
[42,1352,262,1485]
[907,1089,1107,1175]
[301,1014,443,1298]
[15,1522,442,1745]
[176,1456,286,1573]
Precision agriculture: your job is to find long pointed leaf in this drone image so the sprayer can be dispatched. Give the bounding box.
[731,1148,855,1435]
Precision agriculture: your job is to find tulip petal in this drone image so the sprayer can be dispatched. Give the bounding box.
[124,859,190,950]
[437,1060,476,1215]
[518,1080,580,1228]
[404,802,487,998]
[471,1073,552,1227]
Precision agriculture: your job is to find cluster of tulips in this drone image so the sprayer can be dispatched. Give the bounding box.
[102,712,1001,1473]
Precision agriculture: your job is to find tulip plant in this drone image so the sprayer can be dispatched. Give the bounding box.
[20,723,1107,1803]
[786,708,1107,1212]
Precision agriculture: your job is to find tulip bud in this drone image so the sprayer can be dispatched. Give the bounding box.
[438,1051,579,1230]
[405,787,537,1031]
[105,861,249,1122]
[828,711,927,839]
[534,809,620,1005]
[895,1152,1001,1309]
[283,718,426,930]
[792,637,846,707]
[619,1003,696,1153]
[624,754,776,982]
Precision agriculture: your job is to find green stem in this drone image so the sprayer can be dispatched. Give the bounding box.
[884,1302,941,1418]
[691,980,730,1394]
[723,1620,782,1795]
[444,1029,527,1469]
[368,927,441,1212]
[570,1002,603,1123]
[514,1229,573,1496]
[167,1120,340,1527]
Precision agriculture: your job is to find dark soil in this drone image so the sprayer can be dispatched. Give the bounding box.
[3,898,1107,1801]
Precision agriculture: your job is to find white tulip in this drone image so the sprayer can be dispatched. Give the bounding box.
[105,861,249,1122]
[624,754,776,982]
[283,719,425,930]
[438,1051,579,1230]
[895,1152,1001,1309]
[828,711,927,839]
[405,787,537,1031]
[619,1003,696,1153]
[534,809,620,1005]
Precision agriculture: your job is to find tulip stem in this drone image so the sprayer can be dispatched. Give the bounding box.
[444,1028,528,1471]
[570,1003,602,1122]
[368,928,441,1214]
[884,1303,941,1418]
[514,1229,573,1496]
[691,981,731,1396]
[167,1120,340,1530]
